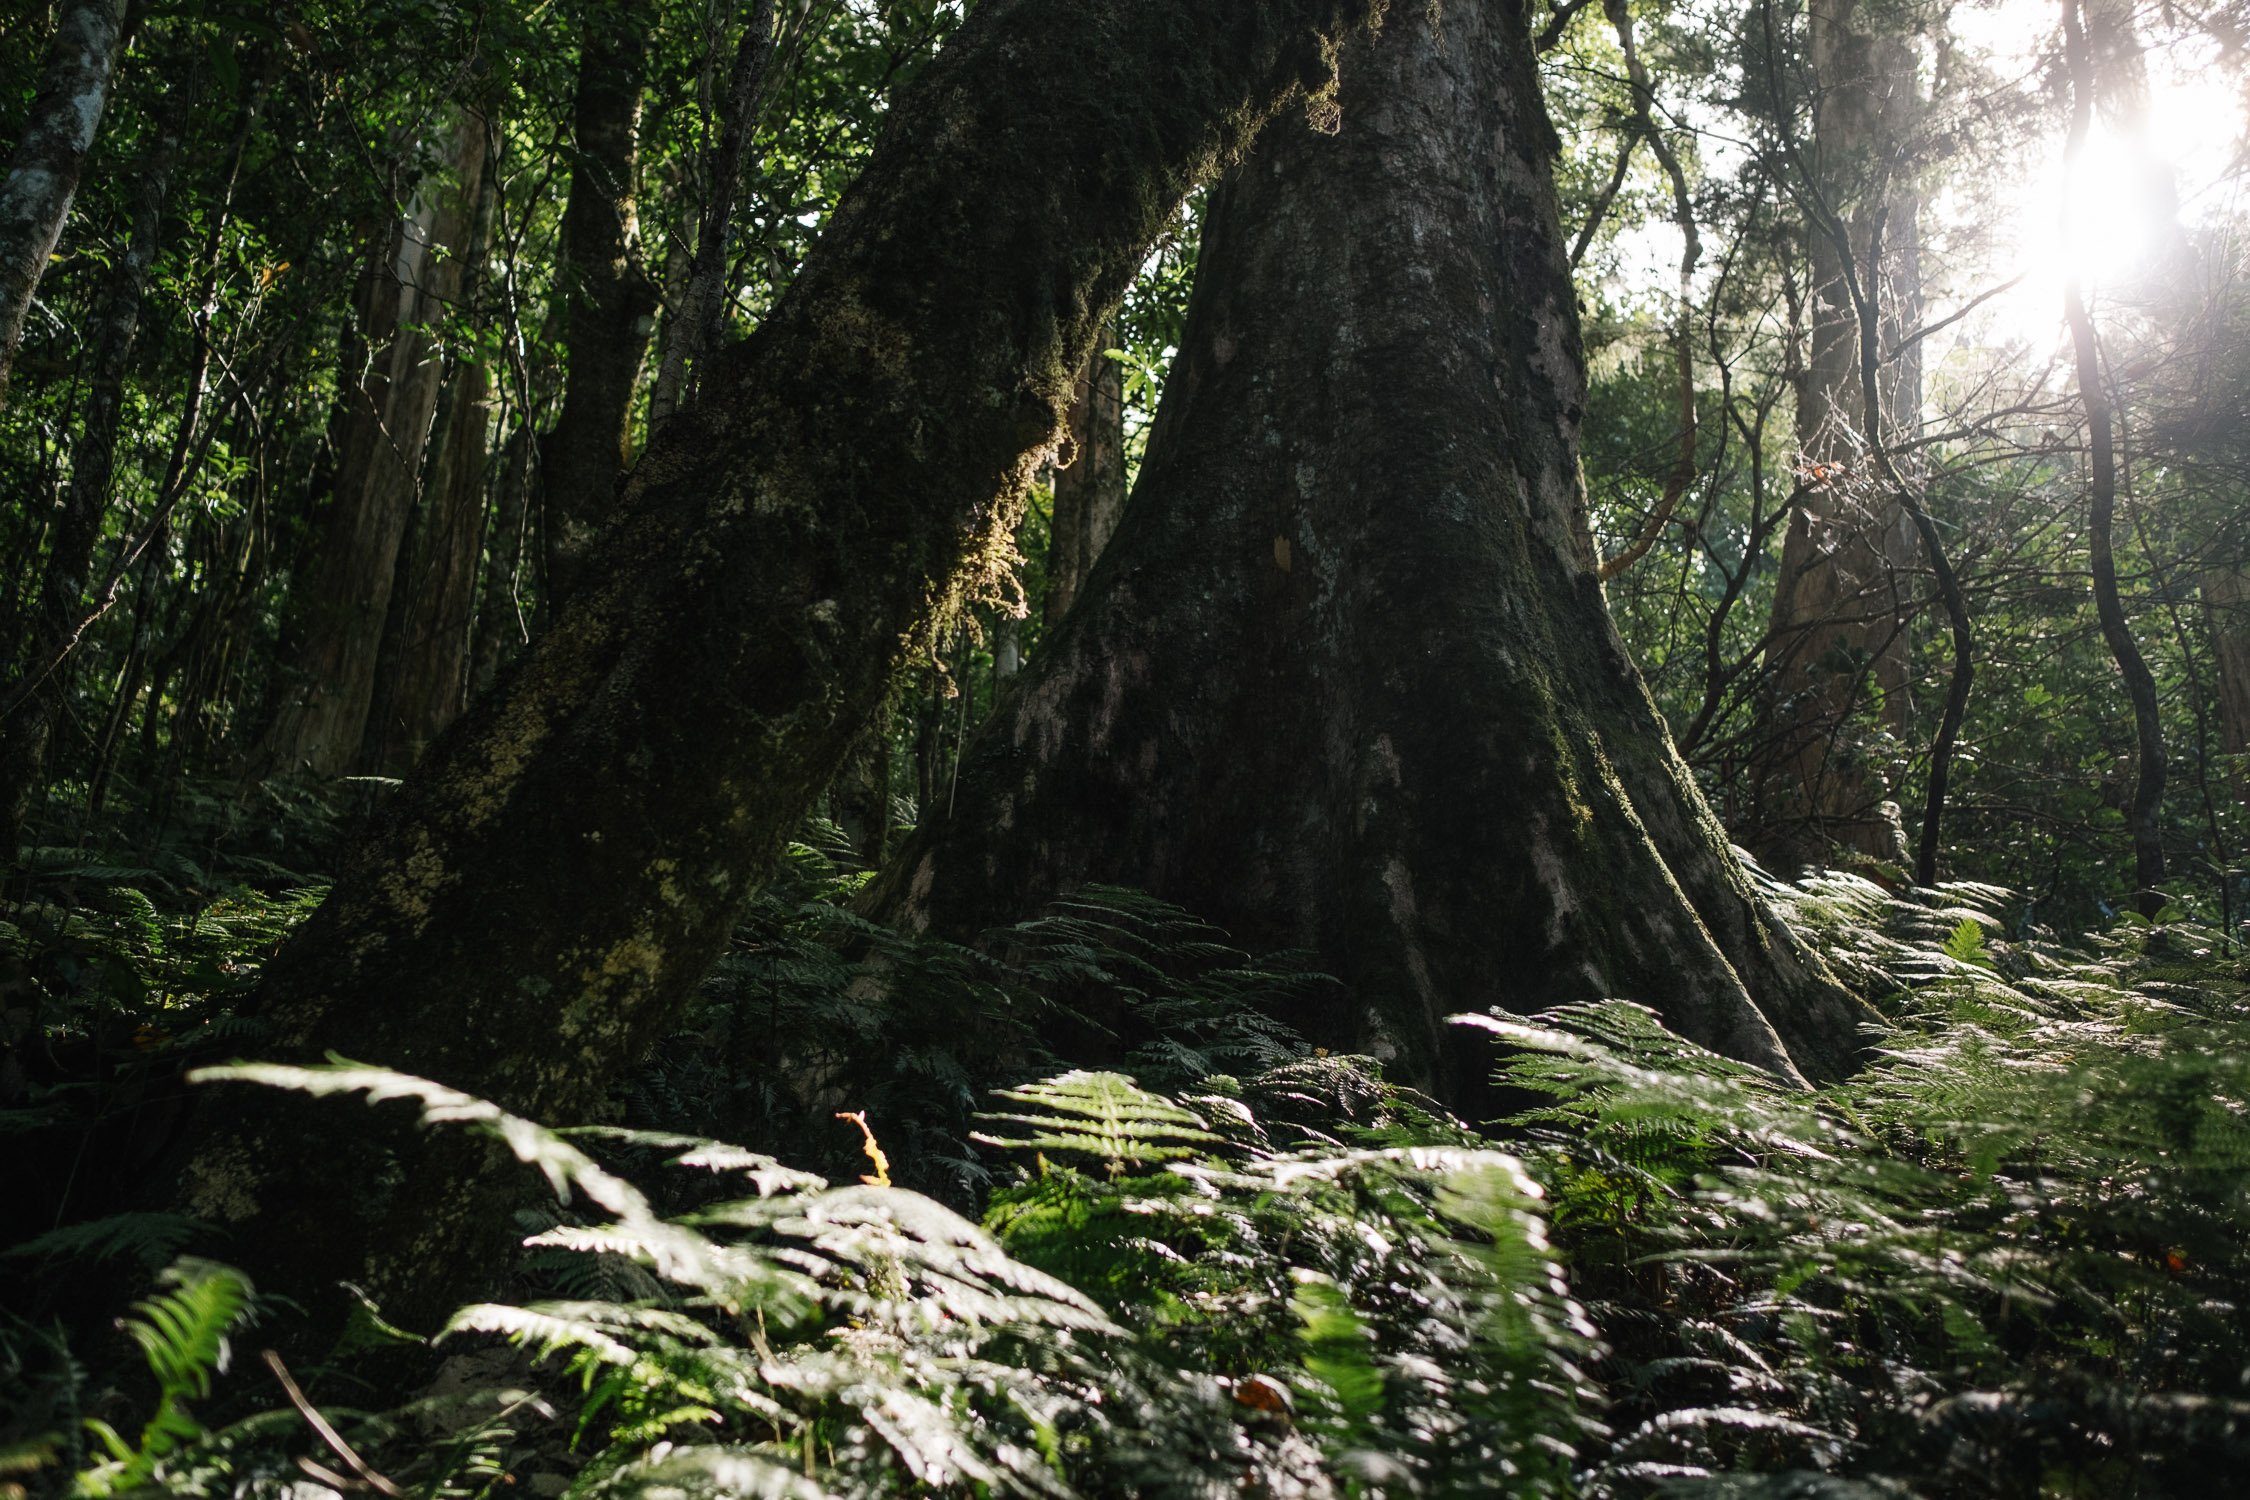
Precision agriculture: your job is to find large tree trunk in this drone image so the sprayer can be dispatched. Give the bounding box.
[360,117,498,775]
[172,0,1386,1351]
[1753,0,1924,872]
[866,3,1867,1108]
[539,2,661,601]
[0,0,127,410]
[0,111,175,852]
[1042,324,1126,627]
[252,115,486,777]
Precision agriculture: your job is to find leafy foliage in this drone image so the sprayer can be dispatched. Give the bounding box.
[11,856,2250,1498]
[74,1258,253,1497]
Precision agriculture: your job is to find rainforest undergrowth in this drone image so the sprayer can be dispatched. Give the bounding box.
[4,822,2248,1498]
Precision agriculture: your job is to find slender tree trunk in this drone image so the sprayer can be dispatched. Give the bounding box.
[468,421,532,697]
[0,0,127,409]
[83,517,164,817]
[252,113,485,777]
[2064,0,2166,918]
[1042,325,1126,629]
[171,0,1388,1353]
[1592,0,1700,584]
[830,716,893,868]
[2210,567,2250,815]
[361,118,498,775]
[648,0,779,434]
[867,4,1868,1107]
[0,113,176,852]
[1753,0,1923,871]
[540,2,661,601]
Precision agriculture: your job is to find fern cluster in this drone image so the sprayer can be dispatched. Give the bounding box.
[626,853,1332,1203]
[11,860,2250,1497]
[34,1055,1576,1498]
[1506,875,2250,1494]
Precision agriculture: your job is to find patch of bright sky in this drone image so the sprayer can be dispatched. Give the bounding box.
[1589,0,2248,363]
[1944,0,2247,353]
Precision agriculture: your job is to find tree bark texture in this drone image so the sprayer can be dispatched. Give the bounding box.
[174,0,1388,1347]
[540,2,661,601]
[0,0,126,410]
[361,122,499,776]
[0,111,175,851]
[867,4,1868,1108]
[1754,0,1924,871]
[1043,324,1127,629]
[253,113,489,777]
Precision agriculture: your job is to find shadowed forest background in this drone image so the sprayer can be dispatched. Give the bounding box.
[3,0,2250,1494]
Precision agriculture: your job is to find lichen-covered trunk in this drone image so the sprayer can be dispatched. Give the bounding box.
[868,3,1867,1107]
[0,0,126,410]
[1043,325,1126,627]
[1753,0,1924,871]
[174,0,1385,1349]
[0,114,175,852]
[361,123,498,775]
[540,4,660,600]
[252,115,486,777]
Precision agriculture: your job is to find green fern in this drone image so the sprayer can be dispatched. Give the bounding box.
[73,1259,253,1497]
[971,1070,1221,1173]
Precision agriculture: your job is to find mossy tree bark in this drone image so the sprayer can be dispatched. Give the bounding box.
[868,3,1868,1109]
[175,0,1388,1349]
[1752,0,1925,872]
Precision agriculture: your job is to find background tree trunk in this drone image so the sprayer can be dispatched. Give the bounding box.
[469,422,533,697]
[252,114,486,777]
[540,2,661,601]
[2210,568,2250,815]
[1043,325,1126,628]
[171,0,1387,1353]
[647,0,779,434]
[2065,0,2166,917]
[867,3,1868,1108]
[0,0,127,409]
[0,111,176,851]
[1754,0,1924,872]
[361,118,498,775]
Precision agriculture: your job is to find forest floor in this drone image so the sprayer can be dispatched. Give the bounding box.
[4,781,2249,1498]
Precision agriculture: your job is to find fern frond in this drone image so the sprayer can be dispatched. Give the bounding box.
[972,1071,1220,1171]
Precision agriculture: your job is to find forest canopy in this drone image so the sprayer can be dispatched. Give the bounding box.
[2,0,2248,1495]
